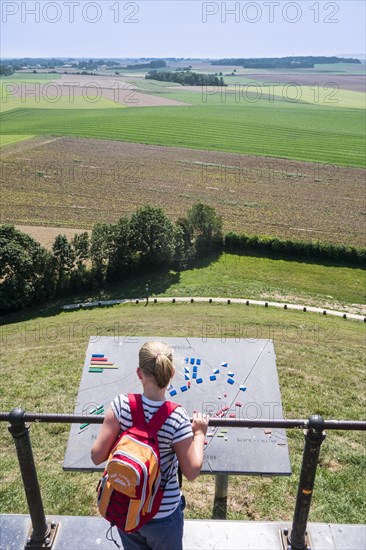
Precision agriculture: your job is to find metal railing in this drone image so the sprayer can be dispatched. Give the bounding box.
[1,408,365,550]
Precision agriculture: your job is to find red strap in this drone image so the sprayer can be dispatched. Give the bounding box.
[128,394,146,427]
[147,401,179,434]
[128,394,179,433]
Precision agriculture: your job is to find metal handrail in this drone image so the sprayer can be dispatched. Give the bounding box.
[3,408,366,550]
[1,411,365,430]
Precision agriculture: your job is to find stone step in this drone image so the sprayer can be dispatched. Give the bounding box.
[1,515,364,550]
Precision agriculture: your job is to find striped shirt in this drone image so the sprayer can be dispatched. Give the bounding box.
[110,393,193,519]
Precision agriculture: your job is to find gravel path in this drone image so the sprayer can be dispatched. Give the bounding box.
[62,296,365,321]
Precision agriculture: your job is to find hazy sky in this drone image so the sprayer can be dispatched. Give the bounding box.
[1,0,365,59]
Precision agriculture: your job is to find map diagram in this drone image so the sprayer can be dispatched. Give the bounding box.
[64,336,291,476]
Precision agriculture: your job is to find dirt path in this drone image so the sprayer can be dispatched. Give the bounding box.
[15,225,90,249]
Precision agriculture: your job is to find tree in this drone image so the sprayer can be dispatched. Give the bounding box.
[107,218,133,279]
[0,225,52,313]
[52,234,75,294]
[174,217,196,268]
[187,203,223,252]
[90,223,117,285]
[71,232,90,269]
[68,232,90,291]
[172,223,196,270]
[129,206,176,266]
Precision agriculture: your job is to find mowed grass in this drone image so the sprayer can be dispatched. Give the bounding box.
[219,83,366,109]
[157,253,366,309]
[128,77,366,109]
[0,134,35,147]
[0,73,126,116]
[0,95,126,113]
[71,253,366,313]
[0,303,365,523]
[1,101,365,166]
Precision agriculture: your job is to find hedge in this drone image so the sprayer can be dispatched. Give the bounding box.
[224,232,366,266]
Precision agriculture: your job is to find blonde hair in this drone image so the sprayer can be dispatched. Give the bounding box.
[139,341,174,389]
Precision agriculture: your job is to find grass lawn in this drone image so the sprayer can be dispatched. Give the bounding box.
[1,302,365,523]
[157,253,366,309]
[35,253,364,315]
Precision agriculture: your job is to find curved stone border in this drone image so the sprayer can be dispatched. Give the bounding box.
[143,297,366,322]
[61,297,365,321]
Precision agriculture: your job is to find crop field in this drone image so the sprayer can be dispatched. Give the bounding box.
[1,100,365,167]
[0,134,35,147]
[1,70,364,171]
[234,72,366,93]
[159,83,365,110]
[123,76,366,110]
[0,95,126,113]
[191,62,365,74]
[1,137,365,246]
[0,74,187,114]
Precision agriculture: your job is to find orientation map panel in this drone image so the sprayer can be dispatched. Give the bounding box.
[64,336,291,476]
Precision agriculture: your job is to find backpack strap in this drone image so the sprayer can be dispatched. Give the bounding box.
[147,401,179,434]
[128,393,146,427]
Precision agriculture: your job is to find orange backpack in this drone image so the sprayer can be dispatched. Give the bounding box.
[97,393,179,533]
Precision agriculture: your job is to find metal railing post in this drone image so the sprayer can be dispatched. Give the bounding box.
[213,474,229,518]
[282,414,326,550]
[8,408,57,548]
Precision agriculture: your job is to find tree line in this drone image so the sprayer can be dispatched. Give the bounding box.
[126,60,166,69]
[146,71,226,86]
[211,56,361,68]
[1,203,364,316]
[0,204,223,315]
[0,64,15,76]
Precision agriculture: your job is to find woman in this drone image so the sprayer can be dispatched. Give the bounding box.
[91,340,209,550]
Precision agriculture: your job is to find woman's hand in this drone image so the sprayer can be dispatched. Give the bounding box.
[191,411,209,437]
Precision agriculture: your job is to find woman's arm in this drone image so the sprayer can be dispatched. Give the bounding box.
[173,411,209,481]
[91,408,121,465]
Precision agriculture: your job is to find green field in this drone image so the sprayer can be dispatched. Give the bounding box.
[131,77,366,109]
[213,63,366,75]
[1,70,365,166]
[311,63,366,74]
[0,74,125,113]
[1,95,126,113]
[0,134,35,147]
[1,302,364,523]
[218,82,366,110]
[49,252,364,313]
[155,253,366,308]
[1,102,365,166]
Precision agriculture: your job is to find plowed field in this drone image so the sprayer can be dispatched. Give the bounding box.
[1,136,364,246]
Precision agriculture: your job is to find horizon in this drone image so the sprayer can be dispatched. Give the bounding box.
[1,54,365,61]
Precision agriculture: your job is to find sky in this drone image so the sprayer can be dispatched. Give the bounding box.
[1,0,365,59]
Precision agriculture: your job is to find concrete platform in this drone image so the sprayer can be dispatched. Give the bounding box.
[1,515,364,550]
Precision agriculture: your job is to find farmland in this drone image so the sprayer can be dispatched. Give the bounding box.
[1,68,365,168]
[0,59,365,530]
[1,100,365,167]
[1,137,365,246]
